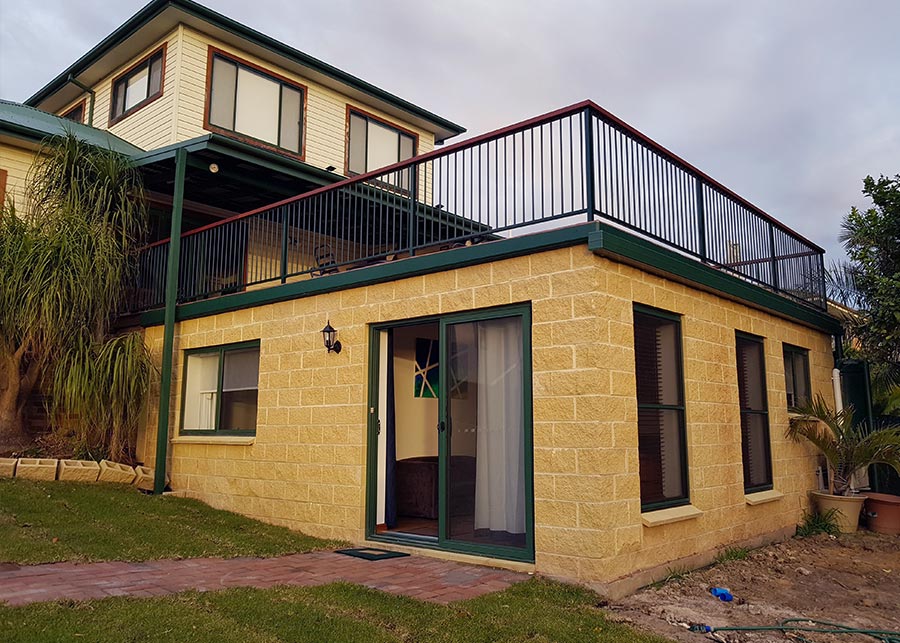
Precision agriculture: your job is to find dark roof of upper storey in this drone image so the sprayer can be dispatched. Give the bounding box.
[23,0,466,143]
[0,100,143,155]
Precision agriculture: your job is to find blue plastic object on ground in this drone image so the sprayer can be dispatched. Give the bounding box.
[710,587,734,602]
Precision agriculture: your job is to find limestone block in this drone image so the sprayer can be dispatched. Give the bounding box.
[133,465,167,491]
[0,457,16,477]
[98,460,136,484]
[15,458,58,481]
[58,459,100,482]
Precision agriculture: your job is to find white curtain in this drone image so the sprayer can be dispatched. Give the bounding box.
[474,318,525,534]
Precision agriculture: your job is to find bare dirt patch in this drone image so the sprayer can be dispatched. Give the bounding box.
[611,531,900,642]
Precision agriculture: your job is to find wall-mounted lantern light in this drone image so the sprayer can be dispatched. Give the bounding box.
[321,320,342,354]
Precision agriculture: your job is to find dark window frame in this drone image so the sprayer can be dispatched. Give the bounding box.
[736,332,773,493]
[783,343,811,410]
[204,47,307,160]
[109,45,166,126]
[345,106,418,178]
[179,339,261,437]
[61,99,86,124]
[633,304,690,512]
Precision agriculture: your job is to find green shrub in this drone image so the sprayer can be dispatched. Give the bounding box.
[796,509,841,537]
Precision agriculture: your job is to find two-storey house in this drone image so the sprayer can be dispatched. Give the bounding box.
[2,0,848,597]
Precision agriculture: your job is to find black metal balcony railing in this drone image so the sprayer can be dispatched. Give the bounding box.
[133,100,827,312]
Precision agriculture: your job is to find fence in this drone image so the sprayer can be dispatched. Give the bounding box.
[133,101,826,312]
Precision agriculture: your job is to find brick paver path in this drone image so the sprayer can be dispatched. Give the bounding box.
[0,551,528,607]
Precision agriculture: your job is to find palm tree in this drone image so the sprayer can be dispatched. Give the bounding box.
[0,133,153,460]
[787,395,900,496]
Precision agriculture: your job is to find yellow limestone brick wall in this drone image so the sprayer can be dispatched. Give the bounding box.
[140,244,833,580]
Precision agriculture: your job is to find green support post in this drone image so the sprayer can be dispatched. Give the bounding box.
[154,148,187,494]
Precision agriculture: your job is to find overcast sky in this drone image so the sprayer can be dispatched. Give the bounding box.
[1,0,898,262]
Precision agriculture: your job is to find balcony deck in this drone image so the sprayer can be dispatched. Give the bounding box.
[132,100,827,315]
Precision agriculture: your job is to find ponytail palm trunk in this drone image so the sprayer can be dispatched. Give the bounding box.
[0,133,153,458]
[788,395,900,496]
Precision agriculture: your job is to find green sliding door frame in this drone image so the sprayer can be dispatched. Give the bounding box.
[365,304,535,563]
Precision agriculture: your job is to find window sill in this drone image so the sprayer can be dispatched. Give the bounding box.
[171,436,255,446]
[641,504,703,527]
[745,489,784,506]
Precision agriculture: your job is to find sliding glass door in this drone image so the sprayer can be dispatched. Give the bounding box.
[368,305,533,562]
[442,314,528,552]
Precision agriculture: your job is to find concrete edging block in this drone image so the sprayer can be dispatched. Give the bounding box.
[98,460,136,484]
[15,458,58,481]
[0,458,17,478]
[132,465,165,492]
[58,459,101,483]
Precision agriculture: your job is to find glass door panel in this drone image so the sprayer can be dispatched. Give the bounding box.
[443,316,527,550]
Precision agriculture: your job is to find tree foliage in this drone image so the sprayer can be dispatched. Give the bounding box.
[828,174,900,414]
[788,395,900,495]
[0,133,154,459]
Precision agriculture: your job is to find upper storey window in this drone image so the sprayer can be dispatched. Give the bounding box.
[110,47,164,124]
[61,102,85,124]
[207,50,305,155]
[348,109,416,178]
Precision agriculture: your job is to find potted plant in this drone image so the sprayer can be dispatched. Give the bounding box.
[788,395,900,533]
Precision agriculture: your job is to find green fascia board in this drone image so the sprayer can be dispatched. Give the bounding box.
[139,223,594,326]
[24,0,465,142]
[587,226,842,334]
[130,133,342,185]
[0,100,141,155]
[139,221,839,334]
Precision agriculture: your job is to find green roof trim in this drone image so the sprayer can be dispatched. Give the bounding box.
[136,221,839,334]
[130,132,342,184]
[587,225,842,334]
[0,100,142,155]
[24,0,465,142]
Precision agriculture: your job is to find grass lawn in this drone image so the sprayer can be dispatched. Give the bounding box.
[0,478,338,564]
[0,579,671,643]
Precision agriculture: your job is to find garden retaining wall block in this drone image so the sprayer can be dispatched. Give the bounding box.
[0,458,17,478]
[132,465,161,491]
[58,459,101,482]
[98,460,136,484]
[15,458,58,481]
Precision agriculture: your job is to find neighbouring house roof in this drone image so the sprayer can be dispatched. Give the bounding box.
[24,0,466,143]
[0,99,142,155]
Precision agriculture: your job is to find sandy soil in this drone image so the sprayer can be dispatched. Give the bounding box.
[610,531,900,642]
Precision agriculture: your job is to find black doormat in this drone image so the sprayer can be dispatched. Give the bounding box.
[335,547,410,561]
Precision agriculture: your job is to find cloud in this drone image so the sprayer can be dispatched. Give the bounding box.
[1,0,897,260]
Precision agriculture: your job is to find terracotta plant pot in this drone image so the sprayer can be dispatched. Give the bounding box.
[864,493,900,535]
[810,491,867,533]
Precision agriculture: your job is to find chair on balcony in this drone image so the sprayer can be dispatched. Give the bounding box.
[312,244,340,277]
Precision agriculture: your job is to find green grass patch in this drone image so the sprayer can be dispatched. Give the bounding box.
[795,508,842,537]
[714,546,750,564]
[0,579,672,643]
[0,478,340,564]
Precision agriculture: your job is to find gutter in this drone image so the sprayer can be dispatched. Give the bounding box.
[66,75,96,126]
[25,0,465,142]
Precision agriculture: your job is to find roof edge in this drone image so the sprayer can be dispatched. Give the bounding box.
[0,100,143,155]
[24,0,465,141]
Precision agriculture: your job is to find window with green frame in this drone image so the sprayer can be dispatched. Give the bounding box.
[783,344,811,409]
[180,341,260,435]
[736,332,772,492]
[633,305,689,511]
